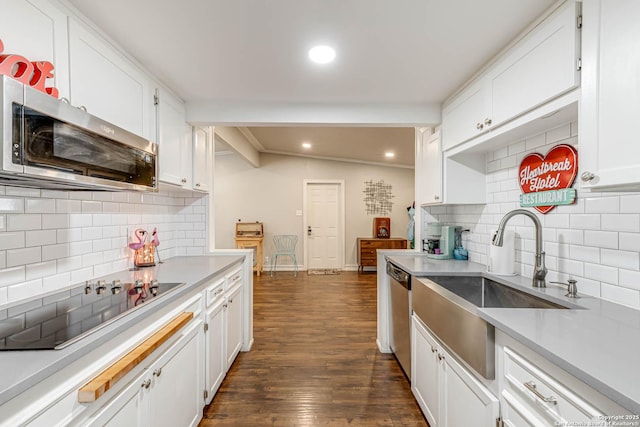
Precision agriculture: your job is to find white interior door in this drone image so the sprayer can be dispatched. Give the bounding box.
[304,181,344,270]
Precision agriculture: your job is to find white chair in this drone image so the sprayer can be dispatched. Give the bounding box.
[270,235,298,276]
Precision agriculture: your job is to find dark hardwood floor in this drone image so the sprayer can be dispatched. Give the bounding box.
[199,271,428,426]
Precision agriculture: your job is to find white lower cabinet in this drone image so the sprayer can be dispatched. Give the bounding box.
[84,317,203,427]
[225,284,244,369]
[204,278,226,404]
[412,314,499,427]
[496,330,630,427]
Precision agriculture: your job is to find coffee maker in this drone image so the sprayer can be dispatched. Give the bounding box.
[424,223,456,259]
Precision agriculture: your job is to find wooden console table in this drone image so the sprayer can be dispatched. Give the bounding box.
[235,222,264,276]
[357,237,407,272]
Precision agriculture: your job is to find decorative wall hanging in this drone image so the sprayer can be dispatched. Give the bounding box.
[363,180,394,215]
[0,38,59,98]
[518,144,578,214]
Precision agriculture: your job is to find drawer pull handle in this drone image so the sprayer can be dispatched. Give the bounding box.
[142,379,151,389]
[153,368,162,377]
[437,353,445,361]
[524,381,557,405]
[430,346,437,353]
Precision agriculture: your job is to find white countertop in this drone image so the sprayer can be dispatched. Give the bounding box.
[0,255,244,406]
[385,253,640,414]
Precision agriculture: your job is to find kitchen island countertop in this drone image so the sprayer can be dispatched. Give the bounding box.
[0,254,247,407]
[380,251,640,414]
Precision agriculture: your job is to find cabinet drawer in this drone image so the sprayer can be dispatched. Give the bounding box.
[360,240,386,249]
[205,278,225,307]
[502,347,603,424]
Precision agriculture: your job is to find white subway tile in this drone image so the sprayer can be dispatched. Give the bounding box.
[601,283,640,309]
[525,133,546,151]
[92,214,112,226]
[619,232,640,252]
[0,199,25,214]
[42,243,70,261]
[42,272,71,292]
[26,199,56,214]
[0,232,25,251]
[8,279,43,302]
[584,197,620,214]
[0,266,25,286]
[55,199,81,213]
[619,269,640,292]
[93,238,112,252]
[620,195,640,213]
[56,256,83,273]
[556,229,583,245]
[584,230,618,249]
[544,214,570,228]
[92,192,114,202]
[0,251,5,269]
[569,245,600,263]
[69,241,92,256]
[102,202,120,213]
[7,214,42,231]
[574,277,600,297]
[81,227,103,240]
[70,267,93,285]
[0,287,6,305]
[93,262,115,277]
[584,263,618,284]
[601,249,639,270]
[82,201,102,213]
[56,228,83,243]
[69,214,92,228]
[6,187,40,198]
[40,190,69,199]
[7,247,42,267]
[546,124,571,144]
[557,258,584,276]
[68,191,93,201]
[570,214,601,230]
[26,230,57,247]
[82,252,103,267]
[601,214,640,232]
[112,192,129,203]
[26,261,57,281]
[42,214,69,229]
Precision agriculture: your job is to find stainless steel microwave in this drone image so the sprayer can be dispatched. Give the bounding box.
[1,76,157,192]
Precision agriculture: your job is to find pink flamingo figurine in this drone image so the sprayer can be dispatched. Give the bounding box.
[151,228,163,263]
[128,229,146,250]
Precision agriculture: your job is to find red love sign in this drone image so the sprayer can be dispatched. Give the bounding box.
[518,144,578,214]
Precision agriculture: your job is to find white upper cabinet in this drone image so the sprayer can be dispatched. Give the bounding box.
[156,88,192,188]
[580,0,640,191]
[68,19,152,138]
[192,126,213,192]
[442,0,581,152]
[0,0,70,99]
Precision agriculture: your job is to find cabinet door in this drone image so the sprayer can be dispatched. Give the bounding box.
[580,0,640,190]
[411,316,440,427]
[192,126,212,192]
[157,88,191,187]
[205,299,226,404]
[225,285,244,369]
[68,19,151,137]
[491,0,580,126]
[441,351,499,427]
[422,129,442,205]
[148,321,203,427]
[84,371,149,427]
[0,0,70,99]
[441,80,490,151]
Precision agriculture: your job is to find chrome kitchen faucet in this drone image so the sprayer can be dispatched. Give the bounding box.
[492,209,547,287]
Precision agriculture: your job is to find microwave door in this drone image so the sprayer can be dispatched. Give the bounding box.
[1,76,26,174]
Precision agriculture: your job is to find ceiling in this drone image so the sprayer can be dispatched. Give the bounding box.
[68,0,558,167]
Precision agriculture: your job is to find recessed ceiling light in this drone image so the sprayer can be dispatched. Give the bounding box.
[302,142,312,149]
[308,45,336,64]
[385,151,395,158]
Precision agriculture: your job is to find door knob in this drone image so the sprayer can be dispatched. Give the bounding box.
[307,226,312,236]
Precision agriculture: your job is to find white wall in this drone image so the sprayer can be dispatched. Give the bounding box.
[215,153,415,269]
[0,187,208,307]
[423,121,640,309]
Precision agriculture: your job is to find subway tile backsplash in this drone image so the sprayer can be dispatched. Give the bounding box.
[424,121,640,309]
[0,188,208,307]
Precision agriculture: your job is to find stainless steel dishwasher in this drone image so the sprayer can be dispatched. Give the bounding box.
[387,261,411,380]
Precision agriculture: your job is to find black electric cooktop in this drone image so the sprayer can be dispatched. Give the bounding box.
[0,280,184,350]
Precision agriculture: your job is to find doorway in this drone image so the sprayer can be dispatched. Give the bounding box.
[303,180,345,271]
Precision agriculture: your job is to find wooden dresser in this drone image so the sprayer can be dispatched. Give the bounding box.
[235,222,264,276]
[357,238,407,271]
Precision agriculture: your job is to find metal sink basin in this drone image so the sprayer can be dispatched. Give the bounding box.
[411,276,569,380]
[427,276,569,309]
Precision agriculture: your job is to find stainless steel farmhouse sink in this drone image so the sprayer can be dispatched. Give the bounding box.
[412,276,571,379]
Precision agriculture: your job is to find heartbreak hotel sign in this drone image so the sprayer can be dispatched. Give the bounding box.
[518,144,578,214]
